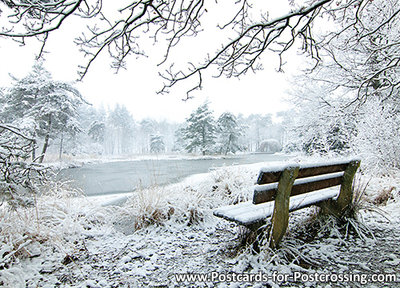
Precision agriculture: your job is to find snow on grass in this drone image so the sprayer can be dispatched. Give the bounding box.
[119,164,259,230]
[0,186,118,287]
[1,159,400,287]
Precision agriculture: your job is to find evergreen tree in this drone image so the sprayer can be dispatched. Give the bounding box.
[216,112,243,155]
[183,102,216,155]
[2,61,84,163]
[150,134,165,153]
[88,121,106,144]
[172,126,187,153]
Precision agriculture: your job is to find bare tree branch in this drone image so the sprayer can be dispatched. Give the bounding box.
[2,0,398,102]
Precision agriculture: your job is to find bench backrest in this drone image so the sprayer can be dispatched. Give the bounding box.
[253,160,360,204]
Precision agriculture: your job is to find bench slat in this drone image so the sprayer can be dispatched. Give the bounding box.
[257,160,351,185]
[290,172,343,198]
[253,172,344,204]
[214,188,339,226]
[213,201,274,226]
[297,163,348,179]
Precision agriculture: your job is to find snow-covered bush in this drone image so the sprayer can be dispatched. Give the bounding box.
[0,124,47,207]
[258,139,282,153]
[283,90,355,157]
[286,97,400,175]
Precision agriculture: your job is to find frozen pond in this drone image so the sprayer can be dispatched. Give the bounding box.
[57,153,289,196]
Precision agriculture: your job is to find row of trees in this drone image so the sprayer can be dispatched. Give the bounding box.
[1,61,283,162]
[79,104,178,155]
[176,103,243,155]
[83,102,283,156]
[175,102,282,155]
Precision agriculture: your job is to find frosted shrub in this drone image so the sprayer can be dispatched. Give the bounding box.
[0,124,47,207]
[123,165,257,229]
[127,186,175,229]
[353,99,400,175]
[125,184,212,228]
[210,166,254,204]
[284,79,355,156]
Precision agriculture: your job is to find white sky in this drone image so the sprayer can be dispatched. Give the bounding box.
[0,1,305,122]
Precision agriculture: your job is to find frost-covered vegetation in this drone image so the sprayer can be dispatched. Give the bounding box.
[282,0,400,176]
[1,62,84,163]
[80,101,284,157]
[1,163,399,287]
[0,123,47,207]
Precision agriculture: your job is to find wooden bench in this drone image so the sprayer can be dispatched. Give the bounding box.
[213,159,360,248]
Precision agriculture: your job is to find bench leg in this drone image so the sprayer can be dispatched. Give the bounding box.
[320,160,361,218]
[269,166,299,249]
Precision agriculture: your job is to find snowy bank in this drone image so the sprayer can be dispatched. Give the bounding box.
[1,160,399,287]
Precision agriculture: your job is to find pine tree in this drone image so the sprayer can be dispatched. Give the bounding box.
[172,126,187,153]
[183,102,216,155]
[88,121,106,143]
[2,61,84,162]
[150,134,165,153]
[216,112,243,155]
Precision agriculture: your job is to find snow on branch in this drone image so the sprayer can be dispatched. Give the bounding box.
[3,0,396,100]
[0,0,334,95]
[0,0,100,58]
[311,0,400,107]
[158,0,332,98]
[0,123,47,207]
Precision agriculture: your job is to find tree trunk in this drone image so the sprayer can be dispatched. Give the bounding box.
[38,114,52,163]
[31,139,36,162]
[202,125,206,156]
[59,132,64,161]
[225,134,232,155]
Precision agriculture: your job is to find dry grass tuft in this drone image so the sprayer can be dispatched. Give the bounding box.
[120,166,257,231]
[124,185,207,230]
[373,186,395,206]
[293,175,385,245]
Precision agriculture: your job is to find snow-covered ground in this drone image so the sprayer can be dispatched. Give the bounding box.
[1,160,399,287]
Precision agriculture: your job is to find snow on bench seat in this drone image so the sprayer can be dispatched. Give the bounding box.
[213,188,339,226]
